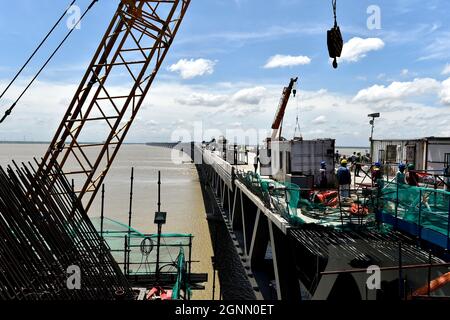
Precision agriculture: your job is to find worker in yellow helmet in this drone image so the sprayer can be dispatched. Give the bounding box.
[337,159,351,198]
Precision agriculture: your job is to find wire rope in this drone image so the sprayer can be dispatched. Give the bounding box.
[0,0,99,124]
[0,0,77,102]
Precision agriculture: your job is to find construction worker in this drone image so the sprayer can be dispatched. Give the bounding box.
[355,152,362,177]
[337,159,351,198]
[364,150,372,164]
[371,162,385,206]
[253,148,260,174]
[406,163,419,186]
[444,165,450,192]
[335,150,340,163]
[319,161,328,189]
[351,152,357,165]
[371,162,383,186]
[396,163,407,185]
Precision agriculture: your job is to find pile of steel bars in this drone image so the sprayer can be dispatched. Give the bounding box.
[0,160,131,300]
[289,226,443,266]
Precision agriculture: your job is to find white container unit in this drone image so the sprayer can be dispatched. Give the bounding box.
[269,139,336,188]
[371,137,450,172]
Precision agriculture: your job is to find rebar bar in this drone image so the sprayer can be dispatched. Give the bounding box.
[0,161,131,300]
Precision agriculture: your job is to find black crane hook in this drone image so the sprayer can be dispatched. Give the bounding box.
[327,0,343,69]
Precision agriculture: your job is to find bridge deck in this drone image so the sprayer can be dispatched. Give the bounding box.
[199,145,450,250]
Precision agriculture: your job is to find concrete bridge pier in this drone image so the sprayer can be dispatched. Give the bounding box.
[230,182,301,300]
[268,220,302,300]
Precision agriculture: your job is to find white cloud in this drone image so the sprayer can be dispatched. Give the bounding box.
[353,78,441,102]
[419,31,450,61]
[339,37,385,63]
[172,119,186,128]
[168,58,216,79]
[174,86,267,108]
[175,93,227,107]
[1,77,449,147]
[232,86,267,105]
[440,78,450,105]
[229,104,265,117]
[146,120,159,126]
[263,54,311,69]
[311,115,327,124]
[442,64,450,75]
[401,69,409,76]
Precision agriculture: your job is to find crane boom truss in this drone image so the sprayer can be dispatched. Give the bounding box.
[37,0,191,211]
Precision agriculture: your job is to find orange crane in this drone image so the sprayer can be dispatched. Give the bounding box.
[32,0,191,211]
[270,77,298,141]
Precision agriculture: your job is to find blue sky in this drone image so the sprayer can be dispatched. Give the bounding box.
[0,0,449,146]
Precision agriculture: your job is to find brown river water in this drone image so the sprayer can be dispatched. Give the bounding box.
[0,143,216,300]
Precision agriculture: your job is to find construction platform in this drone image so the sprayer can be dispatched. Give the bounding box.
[192,142,450,300]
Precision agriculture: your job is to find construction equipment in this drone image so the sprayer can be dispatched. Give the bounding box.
[327,0,343,69]
[0,1,193,300]
[0,161,131,300]
[259,77,298,176]
[270,77,298,141]
[33,0,191,211]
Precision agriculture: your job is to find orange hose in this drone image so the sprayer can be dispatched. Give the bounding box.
[410,272,450,298]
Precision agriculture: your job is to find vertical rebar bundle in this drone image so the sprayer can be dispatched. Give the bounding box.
[0,160,131,300]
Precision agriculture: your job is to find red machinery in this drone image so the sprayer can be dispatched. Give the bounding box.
[270,77,298,141]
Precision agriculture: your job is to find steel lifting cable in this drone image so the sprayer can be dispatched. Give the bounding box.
[0,0,77,103]
[0,0,99,124]
[294,93,302,139]
[332,0,337,27]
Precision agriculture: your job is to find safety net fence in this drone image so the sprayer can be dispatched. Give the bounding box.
[237,171,303,225]
[90,217,192,299]
[236,170,376,227]
[377,179,450,248]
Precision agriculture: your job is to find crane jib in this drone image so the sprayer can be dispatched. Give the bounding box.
[271,77,299,140]
[36,0,192,212]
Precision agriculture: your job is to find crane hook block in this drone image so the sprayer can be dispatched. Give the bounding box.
[327,25,343,69]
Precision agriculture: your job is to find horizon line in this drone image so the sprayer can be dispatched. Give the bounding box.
[0,140,370,148]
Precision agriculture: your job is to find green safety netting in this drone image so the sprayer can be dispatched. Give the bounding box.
[237,171,302,224]
[90,217,192,298]
[378,180,450,236]
[237,171,377,227]
[270,180,302,224]
[238,171,271,205]
[171,247,187,300]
